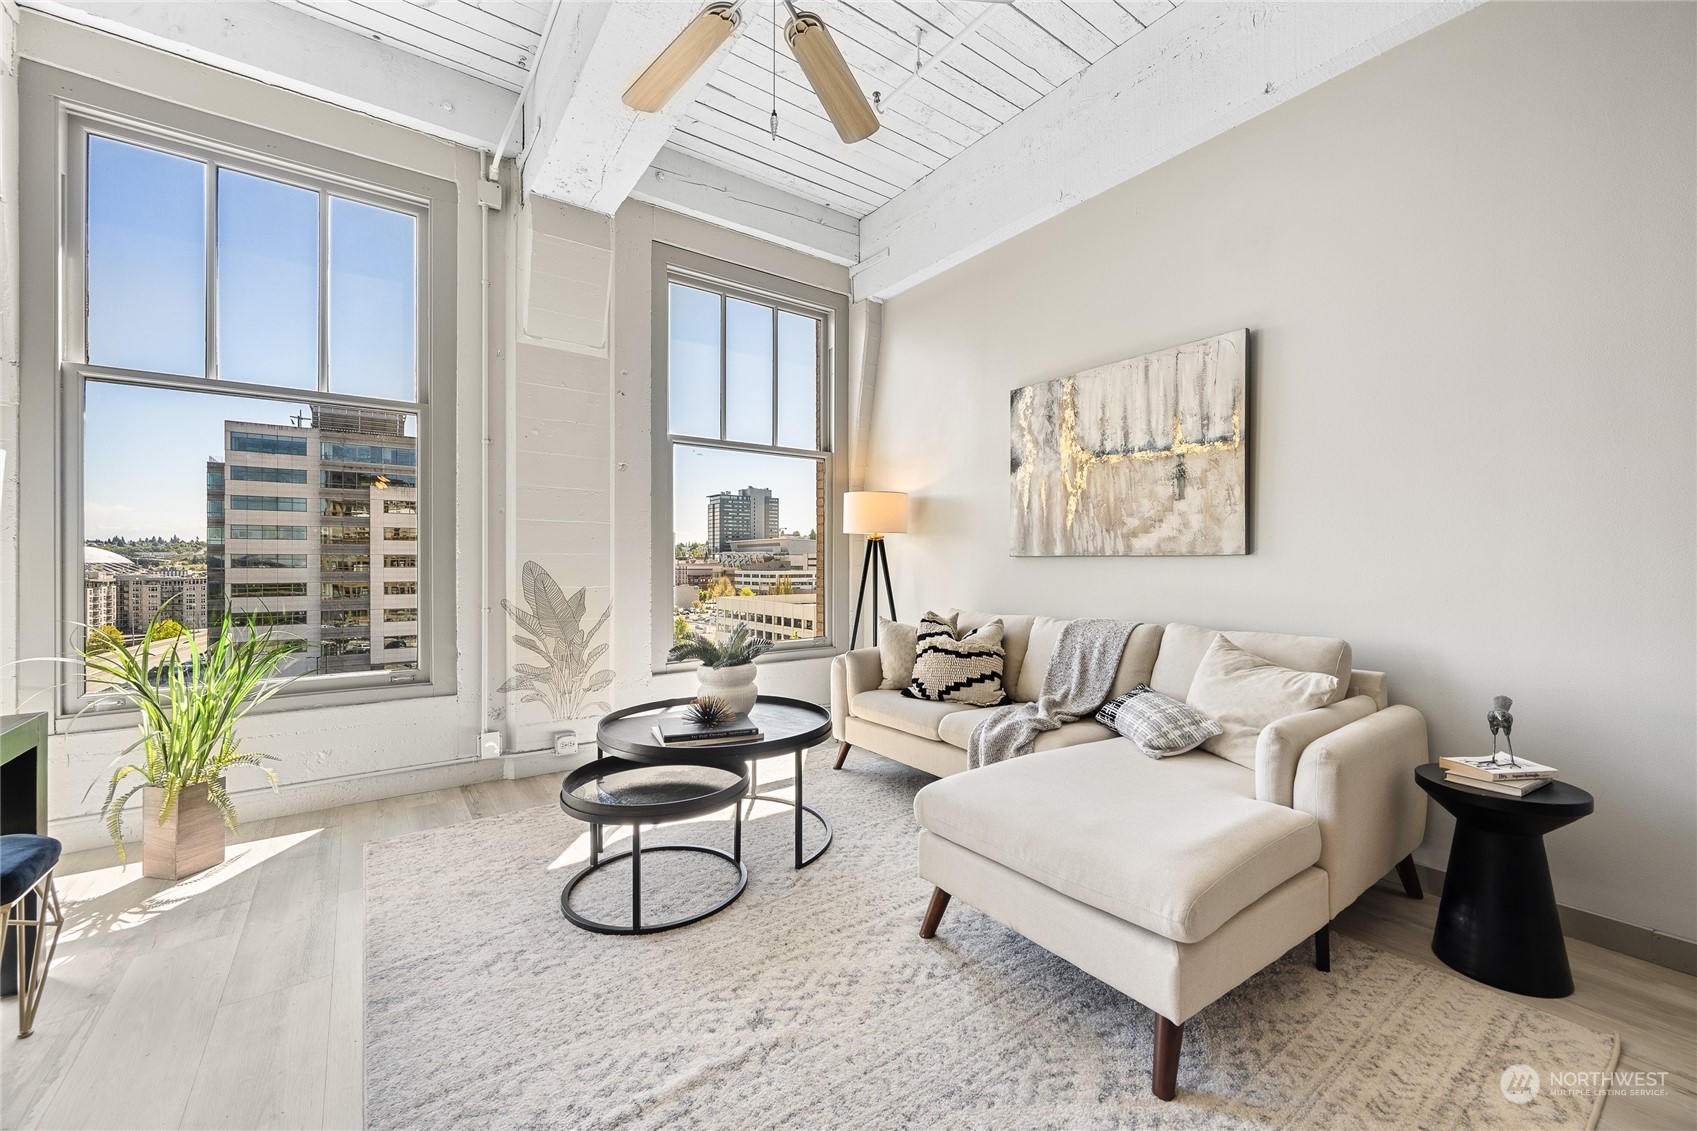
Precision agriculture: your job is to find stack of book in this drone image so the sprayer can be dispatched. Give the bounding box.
[651,712,764,748]
[1439,754,1559,796]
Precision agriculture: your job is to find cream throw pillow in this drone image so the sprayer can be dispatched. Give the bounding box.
[1187,636,1340,769]
[877,616,923,691]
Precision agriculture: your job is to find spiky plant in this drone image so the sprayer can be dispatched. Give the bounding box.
[78,603,306,860]
[684,695,735,728]
[667,621,771,669]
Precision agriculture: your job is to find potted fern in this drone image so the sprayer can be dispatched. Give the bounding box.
[80,606,303,879]
[668,622,770,714]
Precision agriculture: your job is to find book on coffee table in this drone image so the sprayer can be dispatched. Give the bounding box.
[1443,772,1552,797]
[651,712,762,747]
[1439,755,1559,783]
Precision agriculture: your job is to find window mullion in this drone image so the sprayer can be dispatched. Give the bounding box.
[718,291,727,440]
[318,191,331,392]
[204,160,218,379]
[770,305,779,448]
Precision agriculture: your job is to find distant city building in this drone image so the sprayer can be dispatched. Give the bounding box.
[675,561,731,588]
[731,566,816,594]
[117,571,208,632]
[206,405,419,677]
[713,593,818,644]
[706,486,780,552]
[727,536,814,558]
[83,546,136,629]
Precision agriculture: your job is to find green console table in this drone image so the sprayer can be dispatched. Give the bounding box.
[2,712,50,997]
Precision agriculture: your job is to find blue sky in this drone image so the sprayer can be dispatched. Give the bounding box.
[83,135,415,539]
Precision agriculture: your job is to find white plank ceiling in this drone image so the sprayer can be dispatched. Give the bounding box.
[273,0,552,91]
[270,0,1184,219]
[674,0,1184,217]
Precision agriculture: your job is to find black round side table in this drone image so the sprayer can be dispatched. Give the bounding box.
[1415,763,1594,998]
[558,757,750,935]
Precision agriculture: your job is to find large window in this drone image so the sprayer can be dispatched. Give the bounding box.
[656,253,846,665]
[58,103,452,706]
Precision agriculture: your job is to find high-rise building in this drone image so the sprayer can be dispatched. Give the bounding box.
[116,572,208,632]
[705,486,780,552]
[207,406,419,677]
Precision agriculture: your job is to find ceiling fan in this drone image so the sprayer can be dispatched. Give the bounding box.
[622,0,880,145]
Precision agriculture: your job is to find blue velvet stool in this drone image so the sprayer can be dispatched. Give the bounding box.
[2,834,64,1037]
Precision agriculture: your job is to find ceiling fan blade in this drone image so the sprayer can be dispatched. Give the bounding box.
[624,2,742,113]
[784,10,880,144]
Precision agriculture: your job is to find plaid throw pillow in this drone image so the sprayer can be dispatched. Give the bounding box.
[1096,684,1222,758]
[905,612,1008,706]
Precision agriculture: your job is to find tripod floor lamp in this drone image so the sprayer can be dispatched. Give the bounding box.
[844,491,908,648]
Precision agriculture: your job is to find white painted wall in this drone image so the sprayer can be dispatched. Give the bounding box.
[0,0,19,715]
[866,2,1696,943]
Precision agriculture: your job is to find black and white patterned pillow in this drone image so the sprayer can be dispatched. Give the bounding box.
[1096,684,1222,758]
[905,612,1008,706]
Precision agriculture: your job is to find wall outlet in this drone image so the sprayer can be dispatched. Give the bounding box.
[478,730,503,759]
[554,730,579,757]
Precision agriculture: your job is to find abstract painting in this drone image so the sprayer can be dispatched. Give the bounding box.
[1010,330,1248,556]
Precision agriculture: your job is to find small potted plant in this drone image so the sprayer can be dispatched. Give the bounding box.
[668,622,770,714]
[79,605,304,879]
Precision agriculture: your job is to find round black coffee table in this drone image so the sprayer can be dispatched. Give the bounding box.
[597,696,834,869]
[558,756,749,935]
[1415,763,1594,997]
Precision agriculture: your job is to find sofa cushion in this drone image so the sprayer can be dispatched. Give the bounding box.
[877,615,924,690]
[851,689,975,741]
[1188,637,1341,770]
[1017,619,1165,703]
[936,708,1114,752]
[913,741,1319,944]
[1149,623,1353,706]
[1097,685,1222,757]
[908,613,1008,706]
[952,611,1036,698]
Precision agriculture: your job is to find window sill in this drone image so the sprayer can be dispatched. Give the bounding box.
[652,639,843,678]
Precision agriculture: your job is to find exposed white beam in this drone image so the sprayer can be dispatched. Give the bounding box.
[853,0,1481,301]
[522,1,740,215]
[630,145,860,266]
[20,1,516,153]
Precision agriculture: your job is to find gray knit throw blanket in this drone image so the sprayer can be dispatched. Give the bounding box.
[967,618,1140,769]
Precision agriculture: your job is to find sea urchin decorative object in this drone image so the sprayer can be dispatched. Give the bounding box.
[684,695,736,728]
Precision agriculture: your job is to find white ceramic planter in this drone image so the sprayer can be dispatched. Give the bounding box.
[696,663,758,715]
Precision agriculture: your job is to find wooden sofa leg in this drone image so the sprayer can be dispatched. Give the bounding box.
[833,740,851,770]
[1395,854,1423,900]
[1315,924,1331,972]
[1152,1015,1183,1101]
[919,888,951,939]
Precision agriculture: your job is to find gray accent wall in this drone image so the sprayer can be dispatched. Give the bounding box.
[866,2,1696,945]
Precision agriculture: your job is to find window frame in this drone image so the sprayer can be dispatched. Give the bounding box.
[27,71,458,720]
[650,245,850,672]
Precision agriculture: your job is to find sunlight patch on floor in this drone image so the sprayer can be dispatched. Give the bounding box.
[56,828,323,941]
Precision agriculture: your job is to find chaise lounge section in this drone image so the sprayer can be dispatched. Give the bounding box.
[830,613,1429,1099]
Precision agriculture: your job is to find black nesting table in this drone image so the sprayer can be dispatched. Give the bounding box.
[1415,763,1594,997]
[558,696,832,934]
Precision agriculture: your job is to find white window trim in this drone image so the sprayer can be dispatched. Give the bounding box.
[649,245,851,673]
[18,65,459,724]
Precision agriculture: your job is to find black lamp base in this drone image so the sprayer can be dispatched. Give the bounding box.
[849,536,896,648]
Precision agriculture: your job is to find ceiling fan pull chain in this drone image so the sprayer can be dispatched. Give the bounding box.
[769,0,779,139]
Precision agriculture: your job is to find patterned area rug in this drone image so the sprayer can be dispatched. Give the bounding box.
[365,750,1617,1129]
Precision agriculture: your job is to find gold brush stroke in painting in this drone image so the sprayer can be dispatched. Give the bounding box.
[1056,376,1242,531]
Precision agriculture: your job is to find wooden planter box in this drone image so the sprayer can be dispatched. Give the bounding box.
[142,780,226,880]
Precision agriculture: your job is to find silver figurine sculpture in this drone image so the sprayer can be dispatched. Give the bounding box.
[1486,695,1517,766]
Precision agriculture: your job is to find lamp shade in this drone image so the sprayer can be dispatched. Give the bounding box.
[843,491,908,535]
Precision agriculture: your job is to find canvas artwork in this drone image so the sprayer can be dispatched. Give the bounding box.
[1010,329,1248,556]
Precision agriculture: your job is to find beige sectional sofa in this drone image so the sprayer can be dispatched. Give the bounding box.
[828,611,1429,1101]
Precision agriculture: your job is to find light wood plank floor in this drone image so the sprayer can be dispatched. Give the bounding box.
[3,770,1692,1130]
